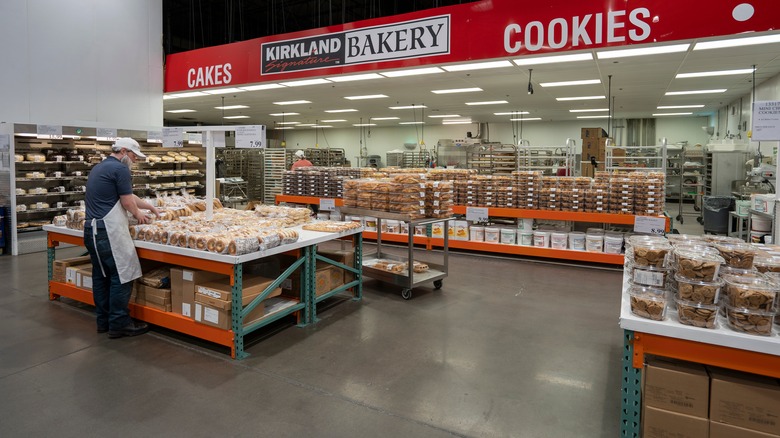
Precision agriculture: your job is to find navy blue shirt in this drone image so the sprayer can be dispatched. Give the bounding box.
[85,156,133,221]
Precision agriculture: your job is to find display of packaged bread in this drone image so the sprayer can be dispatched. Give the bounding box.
[302,221,362,233]
[366,259,429,274]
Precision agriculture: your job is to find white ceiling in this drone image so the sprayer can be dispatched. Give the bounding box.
[163,32,780,130]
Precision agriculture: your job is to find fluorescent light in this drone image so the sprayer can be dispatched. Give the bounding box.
[494,111,529,115]
[540,79,600,87]
[321,119,346,122]
[556,95,606,101]
[442,120,474,125]
[694,34,780,50]
[597,43,689,59]
[167,91,208,98]
[165,109,196,113]
[326,73,384,82]
[370,117,399,121]
[296,123,316,127]
[389,105,427,109]
[431,87,482,94]
[239,83,285,91]
[344,94,388,100]
[380,67,443,77]
[270,112,300,116]
[509,117,542,121]
[569,108,609,113]
[513,53,593,66]
[353,123,376,127]
[399,121,425,125]
[465,100,509,106]
[223,115,249,119]
[274,127,295,130]
[442,60,513,71]
[653,112,693,116]
[676,68,755,79]
[325,108,358,113]
[280,78,331,87]
[443,118,471,123]
[577,115,611,119]
[273,100,312,105]
[214,105,249,110]
[162,95,181,100]
[657,105,704,109]
[202,87,247,95]
[665,89,727,96]
[311,125,333,128]
[428,114,461,118]
[276,121,300,125]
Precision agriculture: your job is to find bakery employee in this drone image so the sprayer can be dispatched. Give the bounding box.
[291,150,313,169]
[84,137,160,339]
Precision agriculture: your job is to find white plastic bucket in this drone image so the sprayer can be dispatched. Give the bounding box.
[752,215,773,232]
[470,226,485,242]
[752,194,775,213]
[386,219,400,234]
[735,200,751,216]
[400,221,409,235]
[518,218,534,231]
[550,232,568,249]
[316,212,330,220]
[569,232,586,251]
[364,217,377,231]
[586,234,604,252]
[520,232,534,246]
[533,231,550,248]
[485,227,500,243]
[414,225,426,235]
[604,234,624,254]
[500,228,517,245]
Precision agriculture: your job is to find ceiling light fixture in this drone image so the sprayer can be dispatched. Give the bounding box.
[694,34,780,50]
[311,125,333,128]
[576,115,612,119]
[344,94,388,100]
[165,109,197,113]
[513,53,593,66]
[465,100,509,106]
[214,105,249,110]
[162,95,182,100]
[556,95,606,101]
[540,79,600,87]
[321,119,347,122]
[280,78,332,87]
[353,123,377,127]
[296,123,316,127]
[596,43,690,59]
[431,87,483,94]
[326,73,384,82]
[652,112,694,116]
[495,111,529,115]
[441,60,513,72]
[166,91,208,98]
[657,105,705,109]
[442,120,474,125]
[325,108,359,113]
[276,121,300,125]
[389,105,427,110]
[380,67,444,77]
[223,115,250,119]
[665,89,727,96]
[202,87,247,95]
[676,68,755,78]
[274,127,295,130]
[569,108,610,113]
[399,121,425,125]
[269,112,300,116]
[370,117,400,120]
[509,117,542,121]
[239,83,285,91]
[428,114,461,118]
[273,100,312,105]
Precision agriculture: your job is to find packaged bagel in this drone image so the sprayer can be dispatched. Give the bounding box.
[674,273,723,305]
[628,285,667,321]
[673,249,724,282]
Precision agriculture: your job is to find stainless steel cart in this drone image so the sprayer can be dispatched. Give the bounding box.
[341,207,450,300]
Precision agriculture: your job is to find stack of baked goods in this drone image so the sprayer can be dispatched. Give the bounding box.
[302,220,362,233]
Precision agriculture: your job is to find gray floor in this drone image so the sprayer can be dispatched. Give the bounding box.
[0,243,625,438]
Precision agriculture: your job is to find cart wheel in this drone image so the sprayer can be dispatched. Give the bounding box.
[693,205,701,212]
[433,280,443,290]
[676,214,682,222]
[697,216,703,224]
[401,289,412,300]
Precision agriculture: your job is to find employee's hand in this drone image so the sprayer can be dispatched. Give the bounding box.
[134,210,149,224]
[150,206,161,217]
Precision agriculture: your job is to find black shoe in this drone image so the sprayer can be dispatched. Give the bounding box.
[97,327,109,334]
[108,321,149,339]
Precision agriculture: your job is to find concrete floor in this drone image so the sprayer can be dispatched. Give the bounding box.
[0,244,624,437]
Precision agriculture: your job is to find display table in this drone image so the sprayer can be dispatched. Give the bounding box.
[618,273,780,437]
[44,224,363,359]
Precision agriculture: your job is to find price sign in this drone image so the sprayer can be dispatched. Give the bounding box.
[235,125,266,149]
[162,127,184,148]
[634,215,666,235]
[96,128,117,141]
[146,130,163,144]
[466,207,489,222]
[188,133,203,145]
[320,198,336,211]
[752,101,780,141]
[36,124,63,139]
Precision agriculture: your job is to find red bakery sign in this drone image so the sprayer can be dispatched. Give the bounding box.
[165,0,780,92]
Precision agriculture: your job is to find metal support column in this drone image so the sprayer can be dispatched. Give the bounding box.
[305,245,316,324]
[353,233,363,301]
[621,330,641,437]
[231,263,248,360]
[47,243,56,299]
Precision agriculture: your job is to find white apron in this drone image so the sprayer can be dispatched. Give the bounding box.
[90,201,142,284]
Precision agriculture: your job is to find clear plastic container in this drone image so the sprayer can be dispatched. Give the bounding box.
[701,235,744,245]
[632,265,671,288]
[628,285,667,321]
[675,297,719,329]
[714,242,758,269]
[722,275,778,311]
[674,274,723,305]
[764,271,780,287]
[673,249,724,282]
[667,234,706,246]
[725,305,775,336]
[631,241,671,268]
[753,254,780,273]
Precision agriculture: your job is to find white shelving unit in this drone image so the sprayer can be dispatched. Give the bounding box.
[604,138,668,173]
[517,141,575,175]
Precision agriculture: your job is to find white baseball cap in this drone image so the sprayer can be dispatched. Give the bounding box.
[295,150,305,158]
[112,137,146,159]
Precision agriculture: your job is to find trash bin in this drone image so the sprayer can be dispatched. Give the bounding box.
[702,196,734,234]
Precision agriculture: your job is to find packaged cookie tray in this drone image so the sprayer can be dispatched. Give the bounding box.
[714,243,757,269]
[629,285,668,321]
[675,274,723,304]
[723,275,778,311]
[675,297,719,329]
[725,305,775,336]
[673,250,723,282]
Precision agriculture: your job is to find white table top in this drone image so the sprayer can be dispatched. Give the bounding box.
[44,224,363,265]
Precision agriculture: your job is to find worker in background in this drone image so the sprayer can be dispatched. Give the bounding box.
[291,150,313,170]
[84,137,160,339]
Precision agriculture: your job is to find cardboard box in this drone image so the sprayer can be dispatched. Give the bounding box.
[278,257,333,298]
[193,278,278,330]
[642,406,708,438]
[644,357,710,418]
[196,275,282,302]
[709,367,780,435]
[710,421,780,438]
[132,298,172,312]
[318,248,356,284]
[193,301,264,330]
[170,268,227,318]
[53,256,91,282]
[75,266,92,290]
[581,127,608,139]
[133,283,171,307]
[580,162,595,178]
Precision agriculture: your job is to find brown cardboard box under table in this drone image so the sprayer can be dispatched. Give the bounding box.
[170,268,227,318]
[643,357,709,418]
[709,367,780,435]
[642,405,708,438]
[710,421,780,438]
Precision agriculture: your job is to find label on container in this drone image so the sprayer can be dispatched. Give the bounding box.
[633,269,665,287]
[203,307,220,324]
[319,198,336,211]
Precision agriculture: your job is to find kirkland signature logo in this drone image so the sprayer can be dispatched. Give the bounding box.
[261,15,450,74]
